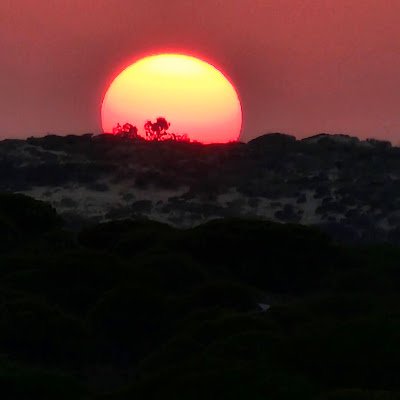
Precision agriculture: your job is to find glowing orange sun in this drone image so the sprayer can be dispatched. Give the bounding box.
[101,53,242,144]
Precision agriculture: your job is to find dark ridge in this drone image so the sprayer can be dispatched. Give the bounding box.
[1,132,400,246]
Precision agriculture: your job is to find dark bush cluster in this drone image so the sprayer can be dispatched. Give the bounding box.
[113,117,189,142]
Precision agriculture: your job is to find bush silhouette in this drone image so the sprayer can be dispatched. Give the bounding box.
[0,193,62,236]
[180,218,334,293]
[78,219,176,256]
[1,251,128,314]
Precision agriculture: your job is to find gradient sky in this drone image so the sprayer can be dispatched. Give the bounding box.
[1,0,400,143]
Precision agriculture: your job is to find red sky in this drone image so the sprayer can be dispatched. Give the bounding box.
[1,0,400,143]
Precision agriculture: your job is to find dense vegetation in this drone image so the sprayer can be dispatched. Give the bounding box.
[1,193,400,399]
[2,132,400,242]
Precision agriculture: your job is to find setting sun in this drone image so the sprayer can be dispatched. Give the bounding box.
[101,54,242,143]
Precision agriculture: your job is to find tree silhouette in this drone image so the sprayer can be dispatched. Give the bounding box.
[112,117,189,142]
[144,117,171,141]
[112,123,139,140]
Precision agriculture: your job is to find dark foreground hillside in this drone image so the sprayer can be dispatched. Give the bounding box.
[1,193,400,399]
[2,132,400,244]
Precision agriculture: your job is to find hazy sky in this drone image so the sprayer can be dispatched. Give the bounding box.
[2,0,400,142]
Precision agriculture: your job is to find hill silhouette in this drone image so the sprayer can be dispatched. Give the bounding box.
[1,132,399,244]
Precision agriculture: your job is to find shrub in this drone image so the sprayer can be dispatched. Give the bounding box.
[0,193,62,235]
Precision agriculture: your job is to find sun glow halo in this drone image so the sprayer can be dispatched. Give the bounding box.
[101,54,242,143]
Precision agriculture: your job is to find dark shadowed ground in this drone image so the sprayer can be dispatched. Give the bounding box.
[1,193,400,399]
